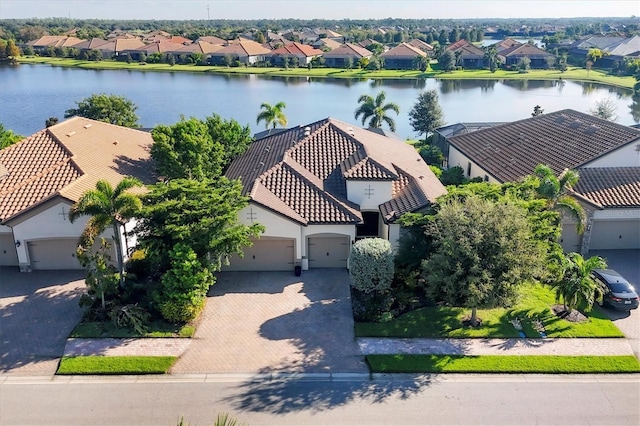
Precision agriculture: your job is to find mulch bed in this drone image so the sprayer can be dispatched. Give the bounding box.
[551,304,588,323]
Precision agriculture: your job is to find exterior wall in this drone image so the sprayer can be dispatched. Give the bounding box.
[388,223,401,251]
[382,58,416,70]
[447,145,501,183]
[346,180,393,209]
[582,143,640,168]
[237,204,302,258]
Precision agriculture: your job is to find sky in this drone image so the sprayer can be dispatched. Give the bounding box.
[0,0,638,20]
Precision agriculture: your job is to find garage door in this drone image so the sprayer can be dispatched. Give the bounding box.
[308,235,349,268]
[27,239,83,270]
[224,238,295,271]
[0,234,19,266]
[590,220,640,250]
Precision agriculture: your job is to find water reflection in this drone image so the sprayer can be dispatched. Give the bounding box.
[630,94,640,123]
[438,79,496,93]
[501,79,560,91]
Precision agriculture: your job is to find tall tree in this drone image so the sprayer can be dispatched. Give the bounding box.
[69,178,143,288]
[438,50,456,72]
[423,195,544,326]
[135,177,264,274]
[533,164,586,234]
[204,113,253,169]
[0,123,23,149]
[256,101,287,129]
[408,90,445,137]
[5,39,20,60]
[64,93,140,128]
[551,252,607,313]
[354,91,400,131]
[45,116,59,127]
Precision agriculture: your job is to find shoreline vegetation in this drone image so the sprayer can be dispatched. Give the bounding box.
[15,56,636,90]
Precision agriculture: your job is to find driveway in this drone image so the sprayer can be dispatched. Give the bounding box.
[171,269,368,374]
[589,250,640,358]
[0,268,85,375]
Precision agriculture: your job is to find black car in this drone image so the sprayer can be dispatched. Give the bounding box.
[592,269,639,311]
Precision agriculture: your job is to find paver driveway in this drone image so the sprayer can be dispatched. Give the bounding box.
[171,269,368,374]
[0,268,85,375]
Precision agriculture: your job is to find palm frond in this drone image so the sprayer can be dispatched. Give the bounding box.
[556,195,587,234]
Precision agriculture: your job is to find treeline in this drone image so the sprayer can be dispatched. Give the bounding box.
[1,16,638,43]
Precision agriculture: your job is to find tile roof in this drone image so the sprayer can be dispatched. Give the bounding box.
[381,43,427,58]
[211,40,271,57]
[322,43,373,58]
[270,42,323,57]
[499,43,555,59]
[171,41,224,55]
[195,36,227,45]
[447,109,640,183]
[0,117,154,224]
[225,118,446,225]
[314,38,342,50]
[574,167,640,208]
[114,39,145,52]
[491,38,522,51]
[406,39,434,52]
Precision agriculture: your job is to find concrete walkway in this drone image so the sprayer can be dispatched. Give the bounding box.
[358,337,637,356]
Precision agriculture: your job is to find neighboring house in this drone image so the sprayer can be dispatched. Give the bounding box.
[208,40,272,65]
[195,35,227,45]
[0,118,155,271]
[113,38,146,56]
[432,122,505,167]
[490,38,522,53]
[446,39,485,68]
[406,38,434,56]
[380,43,428,69]
[312,38,343,51]
[223,118,447,271]
[498,43,556,68]
[124,40,177,60]
[27,36,84,53]
[169,41,224,60]
[268,42,324,66]
[322,43,372,68]
[441,109,640,253]
[72,37,110,53]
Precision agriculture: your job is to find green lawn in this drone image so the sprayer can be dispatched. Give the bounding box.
[355,283,623,338]
[70,321,195,338]
[367,355,640,374]
[17,57,636,89]
[57,356,177,375]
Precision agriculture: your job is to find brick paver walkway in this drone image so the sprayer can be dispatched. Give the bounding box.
[64,338,191,357]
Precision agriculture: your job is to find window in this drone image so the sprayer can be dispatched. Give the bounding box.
[467,162,472,176]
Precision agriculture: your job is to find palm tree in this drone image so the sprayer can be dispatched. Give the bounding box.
[534,164,587,234]
[354,91,400,131]
[256,101,287,130]
[69,178,143,288]
[551,252,607,313]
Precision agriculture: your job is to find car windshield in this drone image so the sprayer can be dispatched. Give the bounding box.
[609,282,635,293]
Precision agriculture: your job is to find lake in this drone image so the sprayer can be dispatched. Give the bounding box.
[1,64,637,140]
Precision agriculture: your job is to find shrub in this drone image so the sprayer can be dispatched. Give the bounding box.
[126,249,151,280]
[440,166,466,185]
[349,238,394,294]
[157,243,213,323]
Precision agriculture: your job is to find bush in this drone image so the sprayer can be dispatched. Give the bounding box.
[351,289,395,322]
[126,249,151,280]
[440,166,466,185]
[349,238,394,294]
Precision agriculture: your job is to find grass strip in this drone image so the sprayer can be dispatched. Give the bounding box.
[57,356,177,375]
[16,57,636,89]
[366,355,640,374]
[70,321,194,338]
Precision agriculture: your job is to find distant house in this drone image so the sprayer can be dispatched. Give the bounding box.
[312,38,343,51]
[168,41,224,61]
[498,43,556,68]
[0,118,155,271]
[322,43,372,68]
[195,35,227,45]
[406,38,434,56]
[27,36,84,54]
[207,40,272,65]
[72,38,110,53]
[380,43,427,70]
[112,38,146,57]
[440,109,640,254]
[268,42,323,66]
[446,39,485,68]
[490,38,522,53]
[222,118,446,271]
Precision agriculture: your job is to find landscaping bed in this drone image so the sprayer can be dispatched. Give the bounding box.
[70,320,195,338]
[367,355,640,374]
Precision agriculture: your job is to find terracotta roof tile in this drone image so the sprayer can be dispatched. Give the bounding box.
[381,43,427,58]
[322,43,372,58]
[226,118,446,225]
[270,42,323,57]
[574,167,640,208]
[0,117,154,224]
[447,109,640,183]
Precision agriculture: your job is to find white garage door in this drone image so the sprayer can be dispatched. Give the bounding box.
[28,239,83,270]
[308,235,349,269]
[0,234,19,266]
[590,220,640,250]
[224,238,295,271]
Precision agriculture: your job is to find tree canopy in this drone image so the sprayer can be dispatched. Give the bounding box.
[551,252,607,313]
[64,93,140,128]
[422,195,545,325]
[354,91,400,132]
[408,90,445,137]
[0,122,23,149]
[256,101,287,130]
[589,98,618,121]
[533,164,586,234]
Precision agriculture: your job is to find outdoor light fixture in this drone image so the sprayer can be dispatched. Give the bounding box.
[15,240,20,247]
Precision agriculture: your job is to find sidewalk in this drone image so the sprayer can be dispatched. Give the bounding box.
[358,337,637,356]
[63,338,191,357]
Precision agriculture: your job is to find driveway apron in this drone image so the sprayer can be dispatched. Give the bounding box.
[171,270,368,374]
[0,268,85,375]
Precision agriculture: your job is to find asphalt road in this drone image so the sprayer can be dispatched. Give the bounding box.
[1,375,638,425]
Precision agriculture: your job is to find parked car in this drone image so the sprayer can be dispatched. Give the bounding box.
[592,269,639,311]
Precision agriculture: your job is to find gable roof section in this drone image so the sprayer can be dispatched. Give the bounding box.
[491,38,522,51]
[574,167,640,208]
[381,43,427,58]
[447,109,640,183]
[322,43,372,58]
[195,35,227,45]
[270,42,323,57]
[0,117,154,224]
[499,43,555,59]
[226,118,445,225]
[406,39,434,52]
[211,40,271,57]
